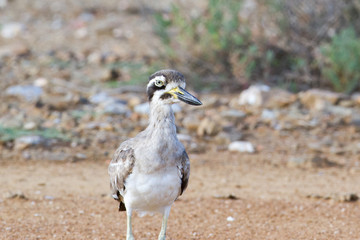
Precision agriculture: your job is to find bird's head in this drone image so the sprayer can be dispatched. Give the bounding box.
[146,69,202,106]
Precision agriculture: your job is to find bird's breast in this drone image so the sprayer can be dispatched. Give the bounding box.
[123,166,181,213]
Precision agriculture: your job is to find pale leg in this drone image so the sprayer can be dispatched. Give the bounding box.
[126,208,135,240]
[158,206,171,240]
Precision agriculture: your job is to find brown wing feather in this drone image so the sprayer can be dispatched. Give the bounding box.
[179,150,190,195]
[108,144,135,211]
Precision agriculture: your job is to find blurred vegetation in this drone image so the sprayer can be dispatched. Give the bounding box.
[319,27,360,93]
[153,0,360,93]
[0,126,69,142]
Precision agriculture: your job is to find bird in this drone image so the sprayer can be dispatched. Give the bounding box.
[108,69,202,240]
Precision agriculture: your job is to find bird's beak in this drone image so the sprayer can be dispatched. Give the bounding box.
[167,86,202,106]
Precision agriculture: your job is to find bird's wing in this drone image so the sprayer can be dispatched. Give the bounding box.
[108,142,135,198]
[178,150,190,195]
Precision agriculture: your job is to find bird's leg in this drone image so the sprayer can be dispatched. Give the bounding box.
[158,206,171,240]
[126,208,135,240]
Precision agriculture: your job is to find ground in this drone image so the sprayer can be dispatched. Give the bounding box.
[1,150,359,240]
[1,1,360,239]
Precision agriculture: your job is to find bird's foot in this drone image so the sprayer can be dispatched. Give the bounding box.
[126,234,135,240]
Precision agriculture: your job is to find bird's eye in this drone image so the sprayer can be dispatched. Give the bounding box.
[155,80,164,87]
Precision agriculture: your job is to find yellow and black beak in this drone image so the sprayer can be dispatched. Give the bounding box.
[167,87,202,106]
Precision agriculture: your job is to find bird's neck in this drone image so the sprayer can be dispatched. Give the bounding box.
[147,101,176,136]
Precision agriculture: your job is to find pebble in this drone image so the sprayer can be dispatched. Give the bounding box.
[264,88,297,108]
[102,101,130,116]
[4,191,27,200]
[73,153,87,161]
[5,85,43,102]
[42,151,71,161]
[226,216,235,222]
[182,115,201,132]
[89,92,114,104]
[34,78,48,87]
[324,105,352,117]
[221,109,246,121]
[1,22,24,39]
[260,109,279,123]
[197,118,222,137]
[44,195,55,200]
[0,0,7,8]
[42,93,80,111]
[14,136,45,150]
[299,89,342,111]
[238,84,270,107]
[351,92,360,105]
[0,43,29,58]
[23,122,37,130]
[228,141,255,153]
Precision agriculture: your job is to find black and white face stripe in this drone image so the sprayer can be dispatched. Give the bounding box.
[146,69,186,101]
[147,75,167,101]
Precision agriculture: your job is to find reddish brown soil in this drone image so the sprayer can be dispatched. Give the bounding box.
[1,151,359,240]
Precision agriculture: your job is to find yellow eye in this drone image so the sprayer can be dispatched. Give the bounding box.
[155,79,164,87]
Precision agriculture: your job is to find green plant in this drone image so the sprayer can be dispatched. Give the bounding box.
[320,27,360,93]
[153,0,260,84]
[0,126,69,142]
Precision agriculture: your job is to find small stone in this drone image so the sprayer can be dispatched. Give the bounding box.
[299,89,342,111]
[0,43,29,58]
[260,109,279,123]
[228,141,255,153]
[14,136,45,150]
[338,100,354,108]
[43,151,71,161]
[74,27,88,39]
[4,191,27,200]
[324,105,352,117]
[34,78,48,87]
[0,0,8,8]
[221,110,246,121]
[23,122,37,130]
[89,92,114,104]
[127,96,142,109]
[44,195,55,200]
[197,118,222,137]
[264,88,297,108]
[87,51,102,64]
[42,93,80,111]
[213,132,232,145]
[238,85,270,107]
[351,92,360,105]
[287,156,307,168]
[226,216,235,222]
[103,101,130,115]
[74,153,87,161]
[1,22,24,39]
[182,115,201,132]
[6,85,43,102]
[98,68,119,82]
